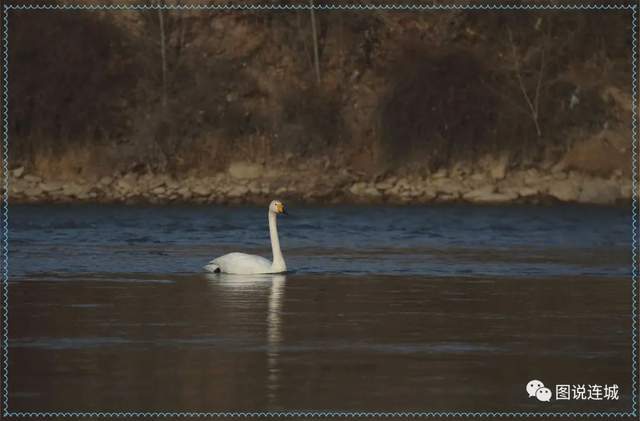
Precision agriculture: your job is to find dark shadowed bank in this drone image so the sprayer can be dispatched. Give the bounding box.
[2,0,635,205]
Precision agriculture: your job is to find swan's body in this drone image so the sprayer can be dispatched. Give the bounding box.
[204,252,282,275]
[204,200,287,274]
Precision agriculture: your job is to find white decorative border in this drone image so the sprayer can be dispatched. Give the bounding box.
[1,2,637,418]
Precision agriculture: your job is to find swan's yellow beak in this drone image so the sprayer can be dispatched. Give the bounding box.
[276,202,286,214]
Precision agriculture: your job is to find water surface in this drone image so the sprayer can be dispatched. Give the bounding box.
[7,204,633,412]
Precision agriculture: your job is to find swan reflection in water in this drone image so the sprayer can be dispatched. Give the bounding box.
[205,273,286,406]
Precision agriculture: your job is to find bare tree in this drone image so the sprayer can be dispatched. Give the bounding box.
[139,0,185,109]
[158,7,168,108]
[507,25,546,138]
[309,0,321,83]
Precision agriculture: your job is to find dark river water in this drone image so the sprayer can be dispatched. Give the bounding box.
[6,204,635,413]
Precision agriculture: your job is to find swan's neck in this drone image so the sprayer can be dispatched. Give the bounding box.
[269,211,286,272]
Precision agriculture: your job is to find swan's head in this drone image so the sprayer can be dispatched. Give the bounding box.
[269,199,287,215]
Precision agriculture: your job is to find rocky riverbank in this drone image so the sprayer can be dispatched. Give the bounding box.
[2,160,632,206]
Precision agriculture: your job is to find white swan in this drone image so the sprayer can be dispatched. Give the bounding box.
[204,200,288,274]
